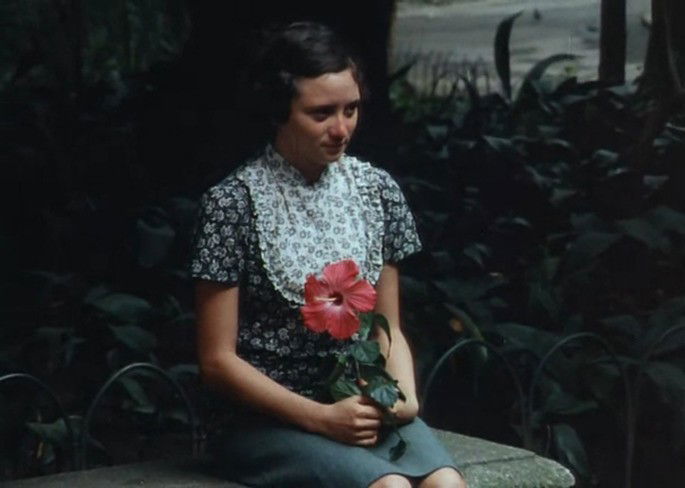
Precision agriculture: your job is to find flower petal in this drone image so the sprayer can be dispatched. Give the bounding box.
[344,279,377,312]
[322,259,359,291]
[304,274,330,305]
[326,306,361,340]
[301,302,330,334]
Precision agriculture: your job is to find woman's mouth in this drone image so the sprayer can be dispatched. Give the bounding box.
[323,142,346,151]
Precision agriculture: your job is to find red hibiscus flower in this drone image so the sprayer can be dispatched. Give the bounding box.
[301,260,377,340]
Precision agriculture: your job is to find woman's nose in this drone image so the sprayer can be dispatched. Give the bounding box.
[328,116,349,139]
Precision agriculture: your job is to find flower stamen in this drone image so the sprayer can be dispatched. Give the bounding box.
[316,293,344,305]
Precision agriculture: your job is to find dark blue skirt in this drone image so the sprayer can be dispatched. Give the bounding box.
[209,414,460,488]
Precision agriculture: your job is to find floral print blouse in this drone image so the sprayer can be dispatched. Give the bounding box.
[190,147,421,397]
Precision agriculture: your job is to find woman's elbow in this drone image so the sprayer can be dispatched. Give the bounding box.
[393,395,419,423]
[198,352,234,388]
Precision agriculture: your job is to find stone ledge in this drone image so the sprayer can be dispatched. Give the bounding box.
[5,429,575,487]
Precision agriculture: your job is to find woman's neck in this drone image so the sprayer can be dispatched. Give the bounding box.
[273,139,326,184]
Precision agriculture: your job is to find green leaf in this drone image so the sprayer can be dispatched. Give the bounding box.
[459,75,480,111]
[388,60,415,83]
[322,354,349,388]
[483,135,515,153]
[523,54,579,84]
[364,376,400,408]
[433,275,504,303]
[493,322,561,359]
[550,188,577,206]
[643,361,685,411]
[426,124,448,141]
[562,232,621,272]
[616,218,669,252]
[26,418,70,447]
[552,423,591,479]
[583,361,622,407]
[358,313,374,341]
[600,315,642,341]
[162,405,190,424]
[373,314,391,347]
[168,363,199,378]
[90,293,152,324]
[443,304,485,341]
[494,10,523,99]
[647,321,685,357]
[515,54,578,108]
[135,215,175,268]
[359,363,395,383]
[109,325,157,353]
[463,243,490,268]
[329,377,361,402]
[647,206,685,236]
[647,296,685,330]
[570,213,609,233]
[528,282,559,322]
[591,149,619,168]
[120,377,153,410]
[542,389,598,416]
[389,439,407,461]
[350,341,381,364]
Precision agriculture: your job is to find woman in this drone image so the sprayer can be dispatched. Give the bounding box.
[191,22,466,488]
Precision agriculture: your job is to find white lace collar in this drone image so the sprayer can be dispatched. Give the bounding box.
[236,145,384,305]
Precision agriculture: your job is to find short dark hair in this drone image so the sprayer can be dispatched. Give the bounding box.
[249,21,365,126]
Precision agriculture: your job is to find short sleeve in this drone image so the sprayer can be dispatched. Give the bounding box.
[189,178,251,286]
[377,169,422,263]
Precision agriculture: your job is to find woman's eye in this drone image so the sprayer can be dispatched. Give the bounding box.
[344,106,357,118]
[310,111,330,122]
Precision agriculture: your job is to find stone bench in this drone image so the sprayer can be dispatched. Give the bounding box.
[4,429,575,487]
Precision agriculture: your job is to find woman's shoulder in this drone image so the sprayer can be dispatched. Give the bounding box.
[343,155,404,201]
[342,154,397,185]
[201,170,250,208]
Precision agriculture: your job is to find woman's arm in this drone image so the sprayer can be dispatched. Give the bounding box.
[373,264,420,423]
[195,280,383,445]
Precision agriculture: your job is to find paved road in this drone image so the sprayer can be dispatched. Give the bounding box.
[392,0,651,87]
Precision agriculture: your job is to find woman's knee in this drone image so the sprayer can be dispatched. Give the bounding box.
[419,467,467,488]
[369,473,413,488]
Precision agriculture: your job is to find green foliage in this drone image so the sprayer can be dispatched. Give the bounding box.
[0,1,200,479]
[0,0,189,90]
[494,11,523,100]
[389,12,685,486]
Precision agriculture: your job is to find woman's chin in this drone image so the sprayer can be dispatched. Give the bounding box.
[322,145,345,160]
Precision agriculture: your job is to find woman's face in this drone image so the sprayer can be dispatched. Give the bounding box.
[274,68,361,180]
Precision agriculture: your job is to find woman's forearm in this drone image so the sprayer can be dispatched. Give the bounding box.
[201,350,325,432]
[373,265,420,421]
[196,282,326,433]
[201,351,385,446]
[377,328,419,421]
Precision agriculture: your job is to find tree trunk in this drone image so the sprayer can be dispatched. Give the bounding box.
[598,0,626,84]
[640,0,685,98]
[630,0,685,171]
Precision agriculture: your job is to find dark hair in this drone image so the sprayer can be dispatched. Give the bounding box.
[248,21,365,126]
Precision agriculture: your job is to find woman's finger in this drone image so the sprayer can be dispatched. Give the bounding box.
[355,429,379,439]
[355,418,381,430]
[356,434,378,446]
[358,404,384,419]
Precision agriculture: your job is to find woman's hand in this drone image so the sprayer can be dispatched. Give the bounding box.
[312,395,383,446]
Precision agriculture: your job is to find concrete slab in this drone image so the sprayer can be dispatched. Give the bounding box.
[3,429,575,488]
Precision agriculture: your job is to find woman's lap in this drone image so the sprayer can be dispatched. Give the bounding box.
[210,415,459,488]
